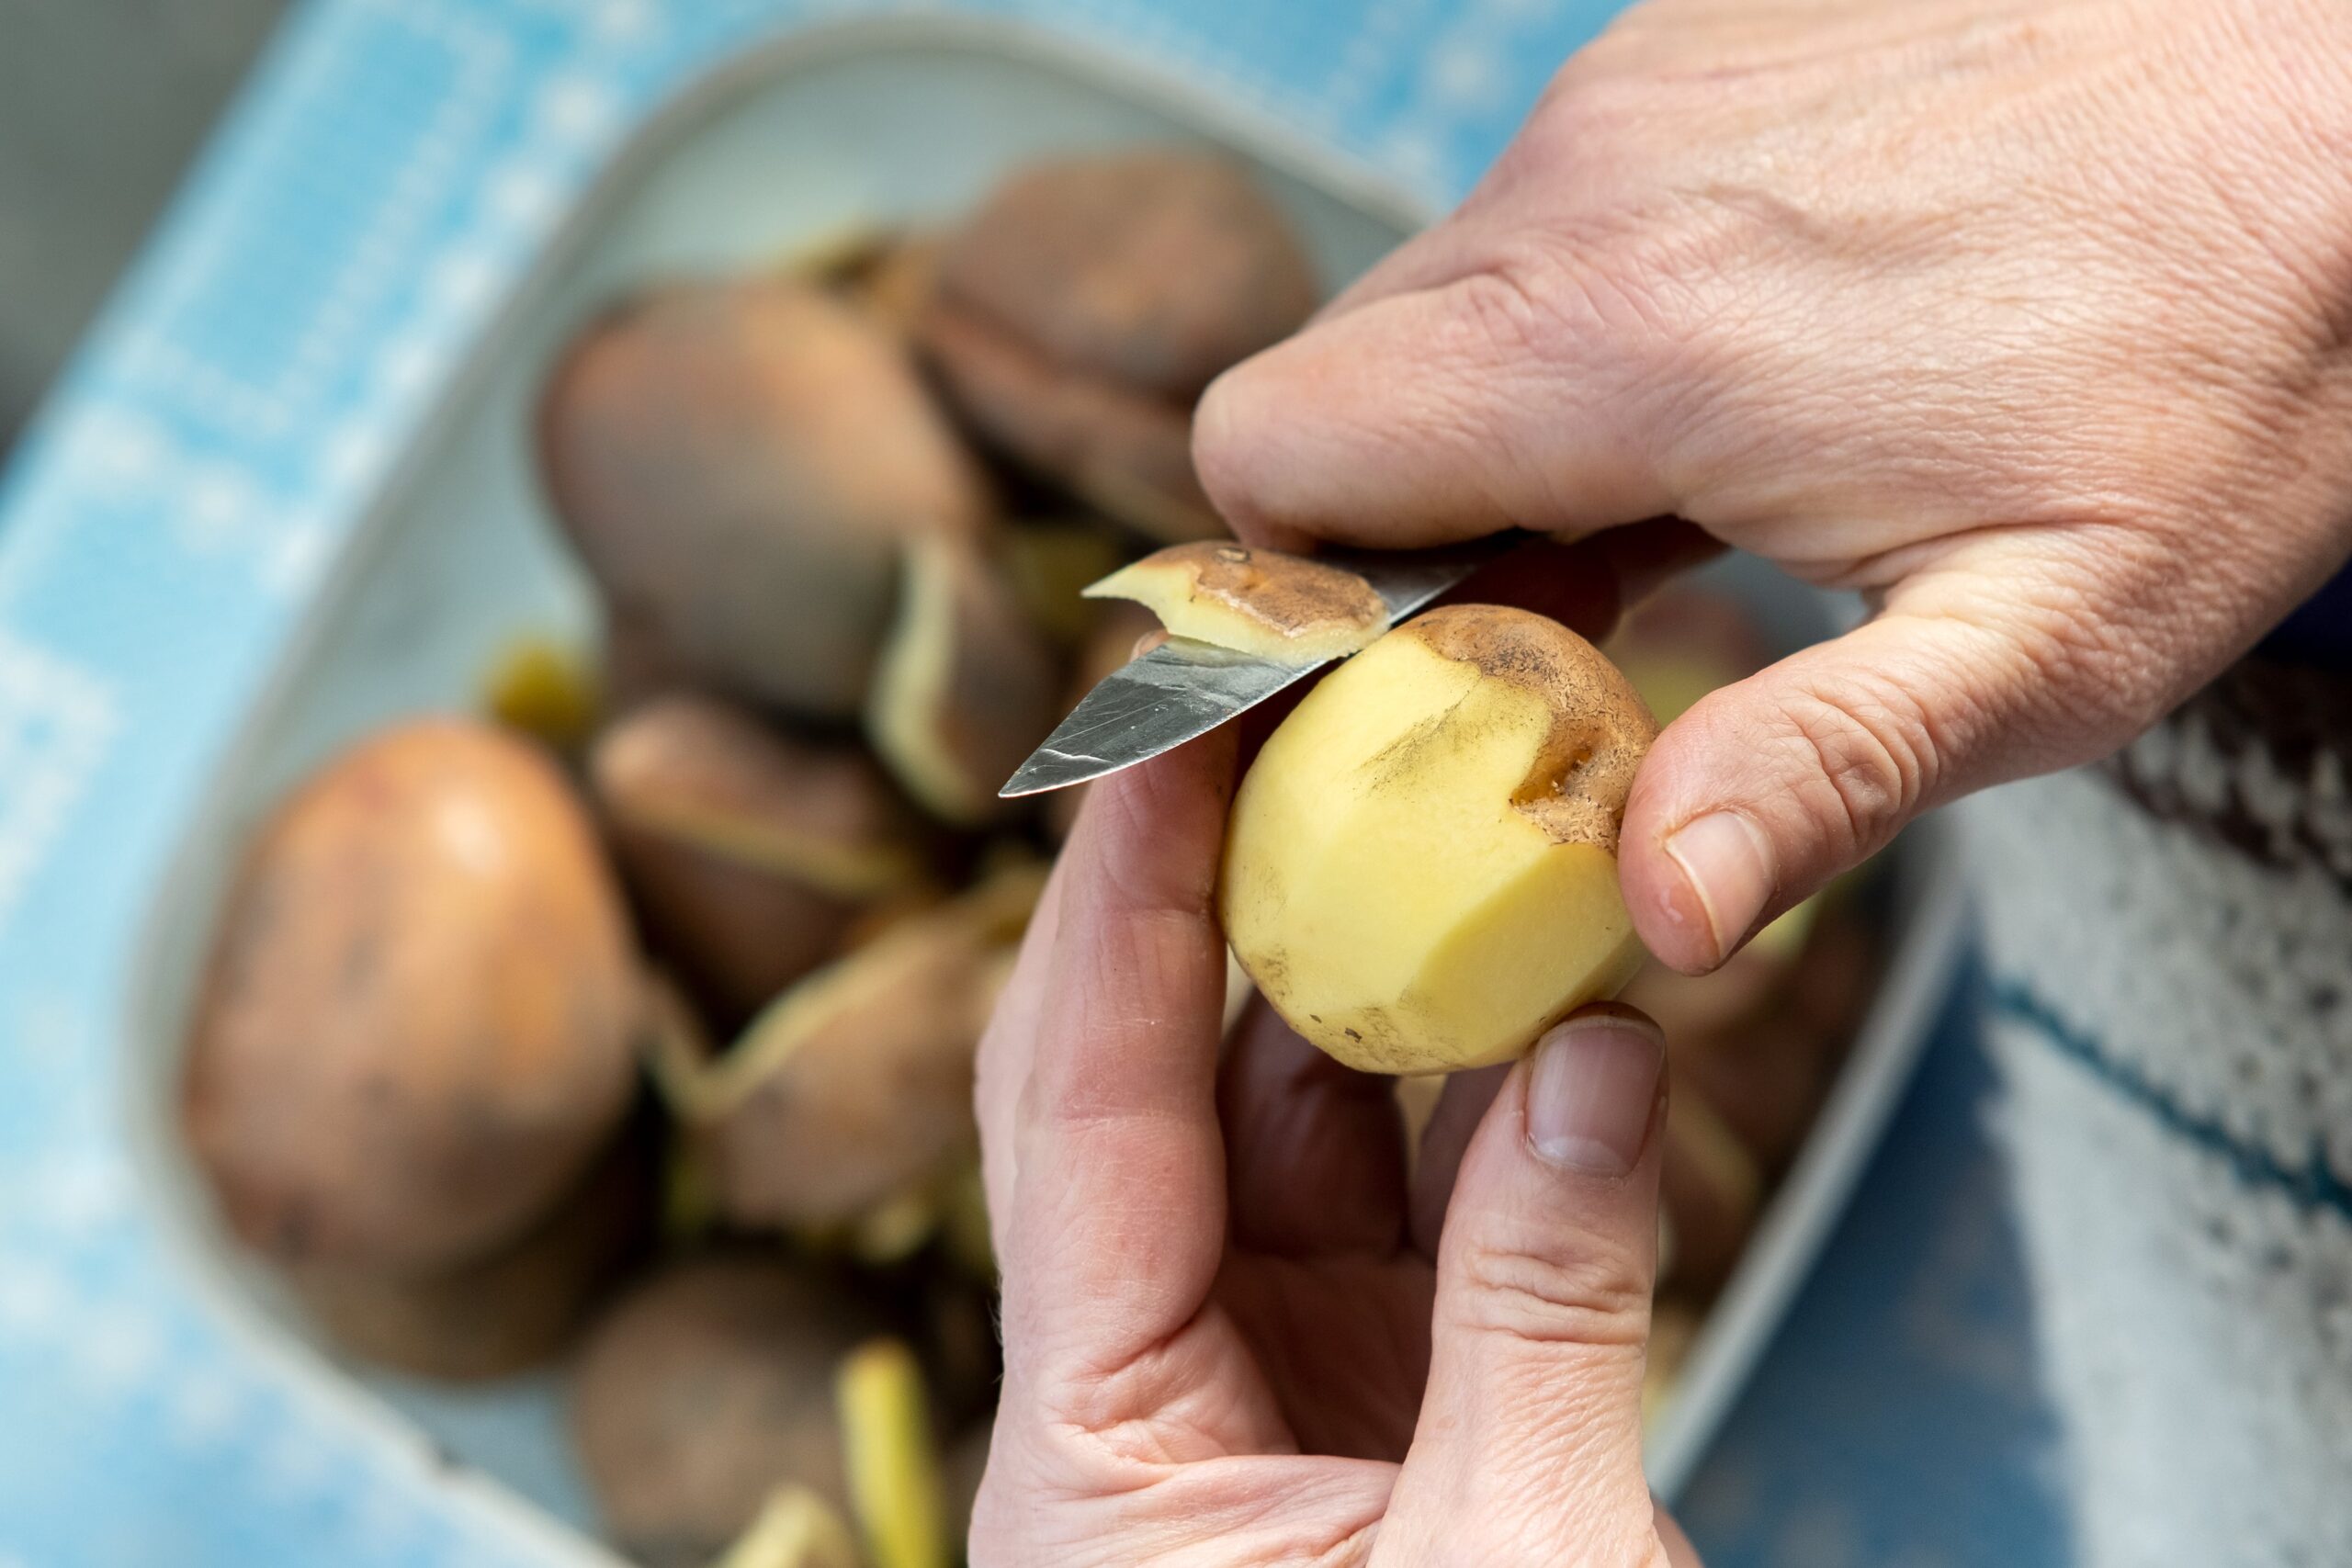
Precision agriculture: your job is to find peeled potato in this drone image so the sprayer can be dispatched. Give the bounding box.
[1220,605,1657,1074]
[183,719,639,1271]
[1084,541,1388,664]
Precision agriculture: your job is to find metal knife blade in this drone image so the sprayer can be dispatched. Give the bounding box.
[999,540,1502,798]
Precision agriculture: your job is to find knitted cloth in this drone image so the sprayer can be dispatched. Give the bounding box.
[1962,660,2352,1567]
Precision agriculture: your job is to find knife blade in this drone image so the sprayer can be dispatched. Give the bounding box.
[999,539,1504,798]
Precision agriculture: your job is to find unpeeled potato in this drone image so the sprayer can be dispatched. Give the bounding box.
[920,150,1317,541]
[592,693,931,1022]
[1221,606,1657,1074]
[660,864,1042,1230]
[182,718,639,1272]
[539,277,991,717]
[288,1111,655,1381]
[865,536,1061,825]
[571,1255,875,1568]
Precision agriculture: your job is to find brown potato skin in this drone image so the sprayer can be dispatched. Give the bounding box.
[182,719,639,1272]
[539,278,991,717]
[703,929,990,1230]
[920,301,1217,541]
[1400,604,1659,854]
[288,1111,655,1382]
[604,822,855,1031]
[934,152,1318,397]
[866,537,1063,825]
[571,1256,871,1567]
[591,695,931,1024]
[592,694,926,894]
[1091,541,1388,654]
[919,152,1317,542]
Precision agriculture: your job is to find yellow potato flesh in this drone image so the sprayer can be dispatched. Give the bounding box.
[1082,544,1387,666]
[1221,631,1645,1074]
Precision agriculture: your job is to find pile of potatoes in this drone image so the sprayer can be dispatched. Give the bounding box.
[177,145,1882,1564]
[179,148,1320,1568]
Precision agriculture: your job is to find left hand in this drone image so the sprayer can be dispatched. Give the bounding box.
[970,726,1702,1566]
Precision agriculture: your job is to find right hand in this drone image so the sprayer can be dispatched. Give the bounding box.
[1195,0,2352,976]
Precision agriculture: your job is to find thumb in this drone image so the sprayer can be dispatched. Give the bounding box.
[1374,1005,1684,1568]
[1619,541,2189,973]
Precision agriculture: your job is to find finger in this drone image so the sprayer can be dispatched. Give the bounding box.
[1194,254,1681,553]
[999,728,1239,1382]
[1618,536,2206,972]
[971,1451,1395,1568]
[1405,1066,1508,1260]
[1219,998,1408,1257]
[975,859,1069,1256]
[1375,1005,1668,1566]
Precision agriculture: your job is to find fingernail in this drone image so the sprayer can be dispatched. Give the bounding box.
[1663,809,1775,963]
[1525,1010,1665,1175]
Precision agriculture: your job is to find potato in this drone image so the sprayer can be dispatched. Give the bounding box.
[841,234,944,337]
[918,307,1212,543]
[934,151,1317,400]
[1084,541,1388,664]
[538,277,991,717]
[865,536,1061,825]
[182,719,639,1271]
[662,865,1040,1230]
[288,1113,654,1382]
[595,694,928,897]
[920,151,1317,542]
[572,1256,873,1568]
[593,694,931,1021]
[1670,906,1875,1170]
[1220,606,1657,1074]
[605,830,863,1032]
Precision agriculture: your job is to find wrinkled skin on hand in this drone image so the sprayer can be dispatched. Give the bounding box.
[1197,0,2352,976]
[971,732,1701,1567]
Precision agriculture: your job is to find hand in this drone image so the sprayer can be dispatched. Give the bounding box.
[970,729,1701,1567]
[1194,0,2352,974]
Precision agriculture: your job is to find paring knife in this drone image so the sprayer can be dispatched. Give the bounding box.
[999,539,1506,798]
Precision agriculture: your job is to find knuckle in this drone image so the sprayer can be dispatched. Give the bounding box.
[1189,366,1283,530]
[1777,671,1942,857]
[1450,1230,1651,1350]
